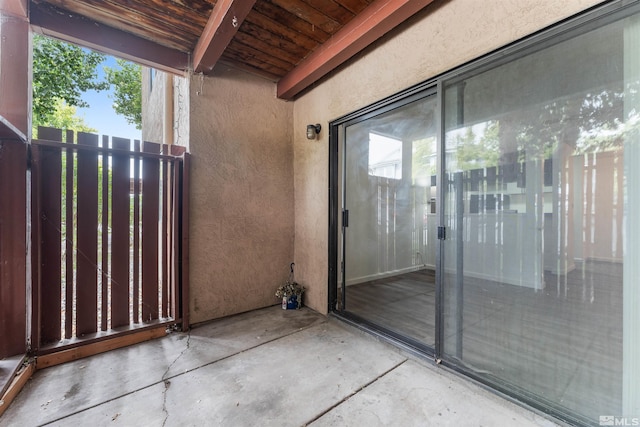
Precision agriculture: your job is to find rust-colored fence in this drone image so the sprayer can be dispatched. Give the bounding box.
[0,139,28,360]
[31,127,189,354]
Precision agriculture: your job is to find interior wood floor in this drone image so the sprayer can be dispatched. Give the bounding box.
[345,269,436,345]
[345,261,623,423]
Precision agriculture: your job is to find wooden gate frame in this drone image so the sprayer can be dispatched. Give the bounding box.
[29,128,189,361]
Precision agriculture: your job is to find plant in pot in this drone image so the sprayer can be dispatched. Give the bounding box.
[276,263,304,309]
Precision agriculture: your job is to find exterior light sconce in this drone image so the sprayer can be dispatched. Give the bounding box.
[306,124,321,140]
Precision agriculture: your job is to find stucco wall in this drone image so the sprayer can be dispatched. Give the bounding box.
[174,74,190,148]
[142,68,189,147]
[292,0,606,314]
[188,65,294,323]
[141,67,165,144]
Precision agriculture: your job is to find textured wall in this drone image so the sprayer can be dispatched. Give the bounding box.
[292,0,605,314]
[188,65,294,323]
[173,74,190,149]
[141,67,165,144]
[142,68,189,147]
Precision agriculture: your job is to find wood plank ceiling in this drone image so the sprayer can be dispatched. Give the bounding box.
[29,0,436,99]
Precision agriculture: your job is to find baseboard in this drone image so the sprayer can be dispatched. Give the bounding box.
[346,264,436,286]
[443,267,544,290]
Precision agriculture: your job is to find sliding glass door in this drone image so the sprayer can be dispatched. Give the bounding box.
[441,12,639,422]
[331,4,640,424]
[340,93,438,347]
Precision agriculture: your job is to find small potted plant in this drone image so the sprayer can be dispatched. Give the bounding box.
[276,263,305,309]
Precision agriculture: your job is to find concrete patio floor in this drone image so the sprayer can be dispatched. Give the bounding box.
[1,306,558,426]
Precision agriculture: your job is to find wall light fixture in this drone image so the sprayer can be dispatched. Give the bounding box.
[306,124,321,140]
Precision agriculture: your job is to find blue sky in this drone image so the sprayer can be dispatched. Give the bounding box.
[76,55,142,142]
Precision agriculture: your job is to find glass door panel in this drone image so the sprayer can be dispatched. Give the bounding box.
[441,16,634,422]
[342,95,437,346]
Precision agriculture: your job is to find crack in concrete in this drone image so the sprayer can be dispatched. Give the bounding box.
[39,317,327,426]
[161,329,191,427]
[303,359,408,426]
[161,379,171,427]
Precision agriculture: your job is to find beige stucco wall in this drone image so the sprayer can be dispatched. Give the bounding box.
[188,65,294,323]
[292,0,606,314]
[141,0,609,323]
[141,68,165,144]
[174,74,190,148]
[142,69,187,146]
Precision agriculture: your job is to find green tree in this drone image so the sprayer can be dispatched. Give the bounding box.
[454,127,479,171]
[478,121,500,166]
[32,35,109,126]
[32,99,97,139]
[453,122,501,171]
[412,136,436,185]
[105,59,142,130]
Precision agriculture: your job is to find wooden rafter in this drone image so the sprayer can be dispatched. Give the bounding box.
[23,0,438,97]
[0,0,29,140]
[277,0,436,99]
[30,2,189,75]
[193,0,257,73]
[0,0,27,18]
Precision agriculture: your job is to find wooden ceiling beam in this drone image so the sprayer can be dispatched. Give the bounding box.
[0,0,27,18]
[193,0,257,73]
[277,0,436,99]
[30,2,189,75]
[0,0,29,140]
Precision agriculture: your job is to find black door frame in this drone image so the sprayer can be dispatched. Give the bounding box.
[328,83,441,357]
[327,3,636,426]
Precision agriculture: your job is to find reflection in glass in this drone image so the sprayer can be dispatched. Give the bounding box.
[443,16,639,423]
[342,96,437,346]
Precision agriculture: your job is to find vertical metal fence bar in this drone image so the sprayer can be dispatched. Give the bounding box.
[101,135,109,331]
[170,161,179,320]
[170,146,185,321]
[181,153,190,330]
[38,127,62,345]
[111,137,131,328]
[76,132,99,336]
[30,144,42,352]
[64,130,74,339]
[142,142,160,322]
[133,140,141,323]
[161,146,169,318]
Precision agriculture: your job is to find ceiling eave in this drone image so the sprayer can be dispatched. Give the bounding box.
[0,1,29,139]
[0,0,27,18]
[27,0,438,100]
[193,0,257,74]
[276,0,436,100]
[30,2,189,76]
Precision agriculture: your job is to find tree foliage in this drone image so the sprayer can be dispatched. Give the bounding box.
[32,35,109,126]
[104,59,142,130]
[412,136,436,185]
[453,122,501,171]
[32,35,143,135]
[32,99,97,139]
